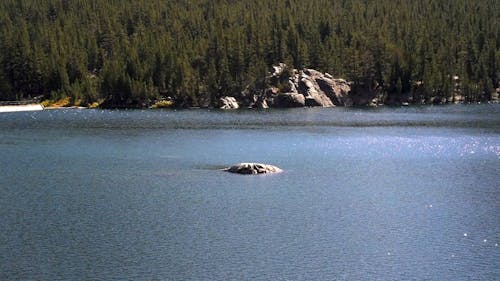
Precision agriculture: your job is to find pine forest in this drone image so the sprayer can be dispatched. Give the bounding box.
[0,0,498,107]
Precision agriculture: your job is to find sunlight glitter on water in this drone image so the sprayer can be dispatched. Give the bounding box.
[0,105,498,280]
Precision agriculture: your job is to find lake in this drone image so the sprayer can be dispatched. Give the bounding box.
[0,105,499,280]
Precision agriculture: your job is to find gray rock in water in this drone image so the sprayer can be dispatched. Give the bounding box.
[225,163,283,175]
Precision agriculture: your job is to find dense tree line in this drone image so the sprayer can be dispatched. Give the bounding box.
[0,0,498,107]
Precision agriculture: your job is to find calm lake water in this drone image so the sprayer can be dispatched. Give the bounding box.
[1,105,499,280]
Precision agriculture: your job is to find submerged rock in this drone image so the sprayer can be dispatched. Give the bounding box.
[225,163,283,175]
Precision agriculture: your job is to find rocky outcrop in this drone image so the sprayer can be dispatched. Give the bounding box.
[241,63,354,109]
[219,96,239,109]
[274,93,306,107]
[222,64,493,109]
[315,76,353,106]
[298,71,334,107]
[224,163,283,175]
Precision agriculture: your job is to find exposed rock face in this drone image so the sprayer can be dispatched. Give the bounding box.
[274,93,306,107]
[219,96,239,109]
[234,63,489,108]
[298,71,334,107]
[315,76,352,106]
[242,64,352,108]
[225,163,283,175]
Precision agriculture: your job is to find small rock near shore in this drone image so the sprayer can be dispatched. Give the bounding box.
[219,96,239,109]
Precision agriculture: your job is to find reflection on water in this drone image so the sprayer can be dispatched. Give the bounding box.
[0,105,499,280]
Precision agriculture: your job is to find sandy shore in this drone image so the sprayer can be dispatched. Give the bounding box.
[43,106,88,110]
[0,104,44,113]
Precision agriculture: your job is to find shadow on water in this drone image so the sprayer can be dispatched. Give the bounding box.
[0,104,498,132]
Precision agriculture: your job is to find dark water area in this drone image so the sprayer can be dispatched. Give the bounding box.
[1,105,499,280]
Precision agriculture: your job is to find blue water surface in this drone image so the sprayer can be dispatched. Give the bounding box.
[0,105,499,280]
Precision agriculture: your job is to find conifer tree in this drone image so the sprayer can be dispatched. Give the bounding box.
[0,0,497,105]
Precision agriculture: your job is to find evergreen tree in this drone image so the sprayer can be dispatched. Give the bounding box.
[0,0,497,105]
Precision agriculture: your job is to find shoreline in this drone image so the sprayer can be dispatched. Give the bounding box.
[101,100,499,110]
[0,100,497,113]
[43,106,88,110]
[0,104,44,113]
